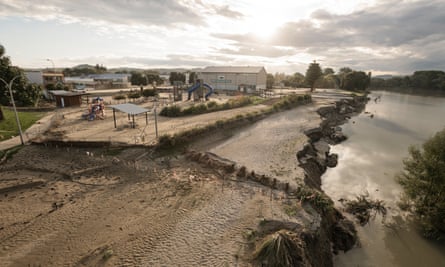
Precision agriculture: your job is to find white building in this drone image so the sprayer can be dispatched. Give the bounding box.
[199,66,267,92]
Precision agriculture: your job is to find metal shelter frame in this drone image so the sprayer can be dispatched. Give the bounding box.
[110,103,149,128]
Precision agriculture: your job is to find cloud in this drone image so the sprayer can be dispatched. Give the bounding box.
[210,0,445,73]
[0,0,205,26]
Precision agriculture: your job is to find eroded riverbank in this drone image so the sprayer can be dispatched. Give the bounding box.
[0,91,369,266]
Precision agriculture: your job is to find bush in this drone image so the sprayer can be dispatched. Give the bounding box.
[159,105,181,117]
[127,91,141,100]
[206,101,217,109]
[142,89,157,97]
[112,94,126,101]
[397,128,445,240]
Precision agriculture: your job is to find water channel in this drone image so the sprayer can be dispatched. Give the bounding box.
[210,91,445,266]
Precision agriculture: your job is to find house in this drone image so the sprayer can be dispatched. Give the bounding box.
[24,70,64,88]
[24,70,65,99]
[91,74,131,89]
[199,66,267,93]
[64,74,131,89]
[64,77,96,91]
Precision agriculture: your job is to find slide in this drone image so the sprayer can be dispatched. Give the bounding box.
[187,82,201,100]
[203,83,214,100]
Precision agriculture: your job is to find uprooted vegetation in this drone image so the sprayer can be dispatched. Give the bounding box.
[340,193,387,225]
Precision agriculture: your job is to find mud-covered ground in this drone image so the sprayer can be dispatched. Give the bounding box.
[0,145,315,267]
[0,90,353,266]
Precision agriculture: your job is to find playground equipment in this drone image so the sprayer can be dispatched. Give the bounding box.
[187,80,214,101]
[82,96,105,121]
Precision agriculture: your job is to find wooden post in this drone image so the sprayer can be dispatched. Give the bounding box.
[113,108,116,128]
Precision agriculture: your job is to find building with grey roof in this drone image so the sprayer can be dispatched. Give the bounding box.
[199,66,267,93]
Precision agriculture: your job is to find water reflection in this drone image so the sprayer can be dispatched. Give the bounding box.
[322,91,445,266]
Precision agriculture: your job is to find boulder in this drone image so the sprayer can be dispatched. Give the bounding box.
[326,153,338,168]
[304,127,323,142]
[331,219,357,253]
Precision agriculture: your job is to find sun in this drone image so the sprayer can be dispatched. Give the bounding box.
[245,11,283,41]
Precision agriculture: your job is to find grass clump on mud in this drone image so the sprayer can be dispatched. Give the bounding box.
[340,194,387,226]
[292,185,334,214]
[253,230,307,267]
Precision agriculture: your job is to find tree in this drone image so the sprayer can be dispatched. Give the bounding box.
[397,128,445,240]
[1,44,38,107]
[266,73,275,89]
[305,61,323,92]
[169,72,186,85]
[0,44,4,120]
[323,68,335,76]
[341,71,370,91]
[189,72,197,84]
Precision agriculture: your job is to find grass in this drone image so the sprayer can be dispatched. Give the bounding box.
[0,107,45,141]
[253,230,304,266]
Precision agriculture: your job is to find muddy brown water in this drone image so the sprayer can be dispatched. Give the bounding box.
[323,91,445,267]
[209,91,445,266]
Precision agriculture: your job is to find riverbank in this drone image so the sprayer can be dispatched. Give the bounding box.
[297,95,369,189]
[0,90,366,266]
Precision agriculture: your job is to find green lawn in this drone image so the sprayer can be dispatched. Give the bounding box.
[0,107,45,141]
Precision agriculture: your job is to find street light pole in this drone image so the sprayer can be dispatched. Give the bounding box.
[46,58,55,73]
[0,75,24,145]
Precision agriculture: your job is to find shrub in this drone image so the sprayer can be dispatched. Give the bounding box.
[159,105,181,117]
[127,91,141,100]
[207,101,217,109]
[397,128,445,240]
[112,94,126,101]
[142,89,158,97]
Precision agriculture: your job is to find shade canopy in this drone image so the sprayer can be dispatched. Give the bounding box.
[110,103,150,115]
[110,103,150,128]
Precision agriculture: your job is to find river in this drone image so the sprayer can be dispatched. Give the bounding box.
[209,91,445,266]
[322,91,445,267]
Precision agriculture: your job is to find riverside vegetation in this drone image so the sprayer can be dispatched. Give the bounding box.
[397,128,445,240]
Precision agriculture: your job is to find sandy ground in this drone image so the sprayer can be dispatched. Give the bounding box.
[0,91,345,266]
[0,145,313,267]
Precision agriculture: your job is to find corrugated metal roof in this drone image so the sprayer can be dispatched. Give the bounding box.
[49,90,85,96]
[202,66,265,74]
[110,103,149,115]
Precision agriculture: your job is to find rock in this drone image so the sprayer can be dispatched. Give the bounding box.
[331,131,347,143]
[304,127,323,142]
[313,140,330,155]
[297,143,316,163]
[317,106,336,117]
[332,219,357,253]
[326,153,338,168]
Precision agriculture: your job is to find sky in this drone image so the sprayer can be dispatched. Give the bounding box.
[0,0,444,75]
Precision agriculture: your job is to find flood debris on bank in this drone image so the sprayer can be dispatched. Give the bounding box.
[340,194,387,225]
